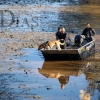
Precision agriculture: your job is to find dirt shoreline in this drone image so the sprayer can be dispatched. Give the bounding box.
[0,31,99,60]
[0,2,100,100]
[0,31,99,100]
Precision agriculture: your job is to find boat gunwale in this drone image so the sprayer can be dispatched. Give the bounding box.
[41,39,95,51]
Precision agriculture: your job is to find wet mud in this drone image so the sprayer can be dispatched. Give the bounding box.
[0,0,100,100]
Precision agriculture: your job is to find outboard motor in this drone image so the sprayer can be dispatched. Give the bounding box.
[74,35,83,47]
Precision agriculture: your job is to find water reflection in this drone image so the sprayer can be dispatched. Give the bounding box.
[38,60,100,99]
[38,61,87,89]
[79,90,91,100]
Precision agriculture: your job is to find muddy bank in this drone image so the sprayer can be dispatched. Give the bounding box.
[0,4,100,33]
[0,31,99,68]
[0,31,55,50]
[0,24,100,100]
[0,30,99,46]
[0,1,100,100]
[0,30,100,55]
[1,0,100,5]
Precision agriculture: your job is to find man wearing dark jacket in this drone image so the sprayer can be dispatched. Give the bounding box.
[55,25,62,40]
[82,23,96,42]
[56,27,71,49]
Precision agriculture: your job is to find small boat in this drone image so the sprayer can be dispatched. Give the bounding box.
[40,39,95,60]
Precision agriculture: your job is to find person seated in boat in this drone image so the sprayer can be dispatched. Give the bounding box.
[56,26,71,49]
[81,23,96,42]
[55,25,62,40]
[74,34,85,47]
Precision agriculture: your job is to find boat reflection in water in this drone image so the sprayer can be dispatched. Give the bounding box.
[38,60,100,99]
[38,61,89,89]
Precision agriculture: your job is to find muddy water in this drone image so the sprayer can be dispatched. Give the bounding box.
[0,48,100,100]
[0,0,100,100]
[0,48,44,100]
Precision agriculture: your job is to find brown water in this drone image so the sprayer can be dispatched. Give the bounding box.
[0,0,100,100]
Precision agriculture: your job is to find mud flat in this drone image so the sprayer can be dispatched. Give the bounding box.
[0,30,100,61]
[0,1,100,100]
[0,31,100,100]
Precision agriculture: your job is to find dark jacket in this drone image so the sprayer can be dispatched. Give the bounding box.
[56,32,70,41]
[82,28,96,42]
[82,28,95,38]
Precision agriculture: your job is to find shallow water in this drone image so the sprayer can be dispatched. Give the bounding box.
[0,48,100,100]
[0,1,100,100]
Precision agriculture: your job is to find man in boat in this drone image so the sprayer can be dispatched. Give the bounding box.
[55,26,71,49]
[55,25,62,40]
[81,23,96,42]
